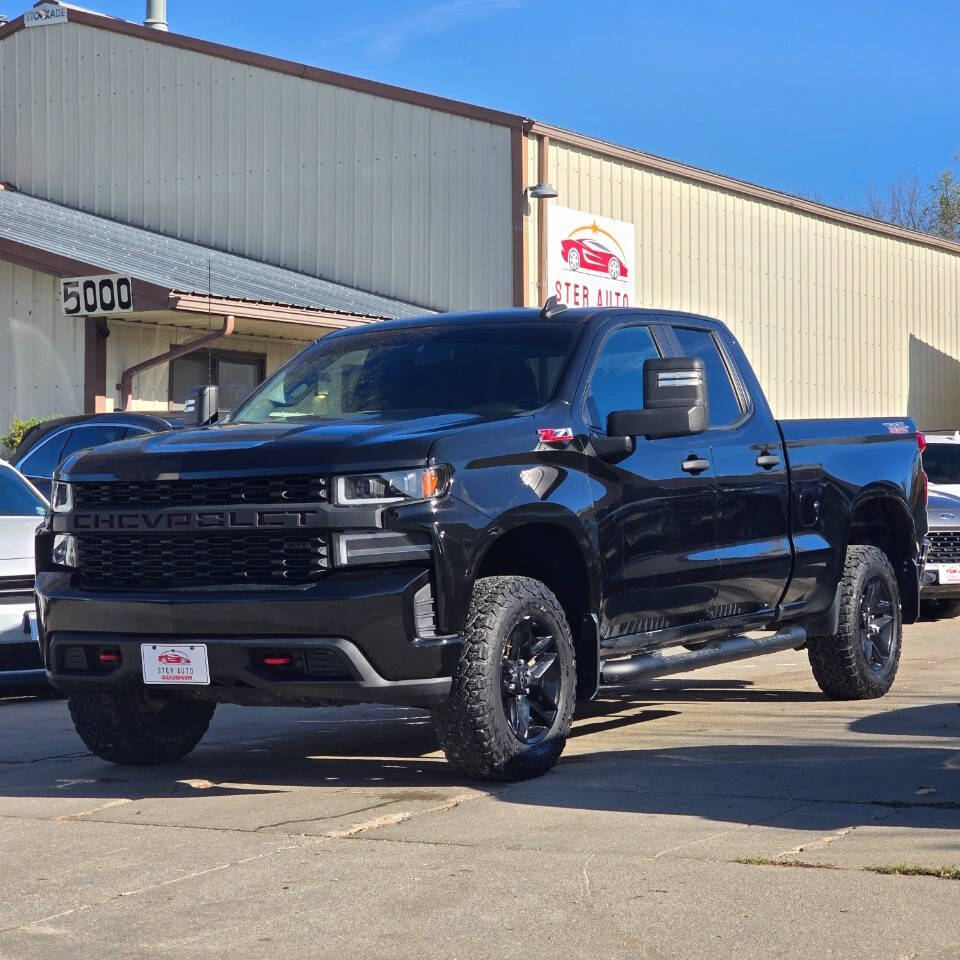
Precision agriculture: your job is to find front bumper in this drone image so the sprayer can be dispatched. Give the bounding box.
[36,566,460,707]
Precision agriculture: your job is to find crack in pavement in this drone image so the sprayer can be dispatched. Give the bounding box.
[0,839,309,936]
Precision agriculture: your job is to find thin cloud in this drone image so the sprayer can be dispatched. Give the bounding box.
[320,0,523,57]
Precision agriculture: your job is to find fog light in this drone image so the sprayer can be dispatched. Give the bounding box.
[333,531,432,566]
[51,533,78,569]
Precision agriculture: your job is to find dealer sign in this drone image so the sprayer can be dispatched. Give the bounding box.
[547,206,636,309]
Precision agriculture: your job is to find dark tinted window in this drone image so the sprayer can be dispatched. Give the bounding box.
[0,468,46,516]
[584,326,660,429]
[923,444,960,485]
[59,425,130,462]
[17,430,69,479]
[673,327,743,428]
[232,324,578,423]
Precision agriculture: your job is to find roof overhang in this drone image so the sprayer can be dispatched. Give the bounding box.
[0,234,385,327]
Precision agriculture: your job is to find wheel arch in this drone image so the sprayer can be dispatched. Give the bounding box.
[470,515,601,698]
[847,488,921,623]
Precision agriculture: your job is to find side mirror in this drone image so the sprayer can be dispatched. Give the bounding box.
[606,357,708,440]
[184,384,219,427]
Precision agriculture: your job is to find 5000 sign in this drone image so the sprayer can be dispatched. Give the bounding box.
[61,274,134,317]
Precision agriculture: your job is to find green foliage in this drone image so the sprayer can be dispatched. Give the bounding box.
[0,415,57,459]
[928,167,960,242]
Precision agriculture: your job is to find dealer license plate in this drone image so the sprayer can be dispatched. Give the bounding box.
[141,643,210,685]
[932,564,960,584]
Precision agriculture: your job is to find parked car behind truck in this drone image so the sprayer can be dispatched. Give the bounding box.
[35,306,927,780]
[0,461,47,687]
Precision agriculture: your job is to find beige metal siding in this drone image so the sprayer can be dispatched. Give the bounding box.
[544,141,960,427]
[0,21,514,312]
[0,261,84,433]
[105,319,310,412]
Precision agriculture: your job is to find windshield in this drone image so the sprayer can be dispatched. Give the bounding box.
[0,467,46,517]
[231,323,578,424]
[923,444,960,485]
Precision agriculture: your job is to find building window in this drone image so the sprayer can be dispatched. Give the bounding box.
[169,349,266,412]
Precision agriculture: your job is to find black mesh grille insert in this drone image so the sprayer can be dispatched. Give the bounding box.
[928,530,960,564]
[305,649,353,681]
[73,475,328,509]
[0,641,43,672]
[76,532,329,587]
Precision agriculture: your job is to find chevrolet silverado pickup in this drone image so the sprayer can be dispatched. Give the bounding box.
[35,304,928,781]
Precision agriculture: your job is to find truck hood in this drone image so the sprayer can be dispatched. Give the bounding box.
[59,413,516,480]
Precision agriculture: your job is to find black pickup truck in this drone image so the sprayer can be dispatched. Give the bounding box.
[35,305,928,781]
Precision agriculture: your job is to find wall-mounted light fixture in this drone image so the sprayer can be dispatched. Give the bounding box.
[526,181,558,199]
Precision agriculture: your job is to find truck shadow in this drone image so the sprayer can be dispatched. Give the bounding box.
[0,697,957,835]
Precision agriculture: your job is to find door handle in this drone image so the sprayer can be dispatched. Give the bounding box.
[681,456,710,474]
[755,453,781,469]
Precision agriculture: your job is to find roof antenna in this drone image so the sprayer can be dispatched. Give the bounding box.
[540,295,567,319]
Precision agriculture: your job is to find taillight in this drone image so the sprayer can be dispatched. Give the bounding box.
[917,431,927,453]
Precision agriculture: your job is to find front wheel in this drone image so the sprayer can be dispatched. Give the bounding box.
[807,544,902,699]
[431,576,576,781]
[68,689,215,765]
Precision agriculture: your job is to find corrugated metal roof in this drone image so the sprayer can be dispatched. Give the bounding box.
[0,190,433,320]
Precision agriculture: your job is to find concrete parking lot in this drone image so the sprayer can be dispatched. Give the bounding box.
[0,620,957,960]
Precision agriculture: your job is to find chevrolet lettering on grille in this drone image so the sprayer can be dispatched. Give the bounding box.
[70,508,325,531]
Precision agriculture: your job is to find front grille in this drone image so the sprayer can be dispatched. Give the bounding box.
[76,532,329,587]
[927,529,960,564]
[0,641,43,672]
[73,475,328,509]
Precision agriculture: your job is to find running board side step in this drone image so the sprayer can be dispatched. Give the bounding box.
[599,624,807,686]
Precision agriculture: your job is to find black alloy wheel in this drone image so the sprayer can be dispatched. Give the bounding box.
[500,614,561,744]
[859,575,896,673]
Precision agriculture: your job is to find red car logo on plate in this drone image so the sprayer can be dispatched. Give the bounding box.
[157,650,191,665]
[560,238,628,280]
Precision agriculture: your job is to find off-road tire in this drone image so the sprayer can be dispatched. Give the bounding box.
[807,545,902,699]
[68,690,215,765]
[431,576,576,781]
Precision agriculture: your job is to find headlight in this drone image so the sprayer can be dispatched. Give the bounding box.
[333,466,450,506]
[51,533,78,569]
[51,480,73,513]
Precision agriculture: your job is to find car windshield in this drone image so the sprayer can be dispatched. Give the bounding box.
[0,467,46,517]
[923,443,960,485]
[230,322,579,424]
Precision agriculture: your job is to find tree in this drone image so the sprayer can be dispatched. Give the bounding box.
[864,158,960,241]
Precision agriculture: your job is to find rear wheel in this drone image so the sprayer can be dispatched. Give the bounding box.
[807,545,902,699]
[431,576,576,781]
[68,689,215,765]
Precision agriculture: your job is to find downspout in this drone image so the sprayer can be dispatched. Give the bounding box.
[118,315,235,411]
[536,133,550,301]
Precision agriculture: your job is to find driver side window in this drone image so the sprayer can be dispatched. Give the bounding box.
[584,326,660,430]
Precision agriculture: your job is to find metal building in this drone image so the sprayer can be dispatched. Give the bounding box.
[1,1,959,431]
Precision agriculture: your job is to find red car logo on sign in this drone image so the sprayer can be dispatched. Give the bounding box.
[560,238,629,280]
[157,650,191,665]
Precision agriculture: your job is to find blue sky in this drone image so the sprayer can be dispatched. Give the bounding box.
[67,0,959,211]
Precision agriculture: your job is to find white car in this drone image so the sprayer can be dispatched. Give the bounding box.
[924,431,960,499]
[0,460,47,687]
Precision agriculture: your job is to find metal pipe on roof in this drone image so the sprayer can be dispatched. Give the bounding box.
[144,0,168,31]
[118,314,234,411]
